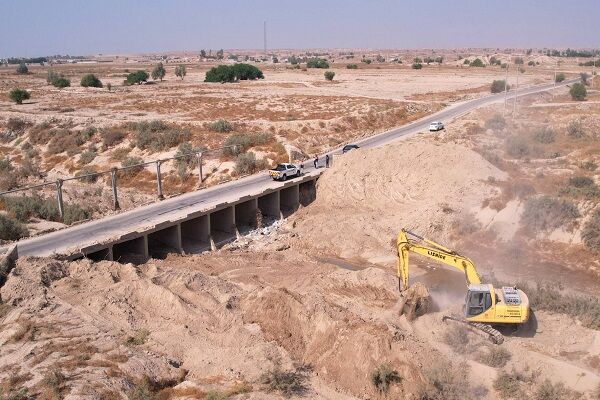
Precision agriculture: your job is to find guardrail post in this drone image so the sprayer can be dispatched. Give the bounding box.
[56,179,65,220]
[156,160,164,200]
[197,152,203,184]
[111,168,120,210]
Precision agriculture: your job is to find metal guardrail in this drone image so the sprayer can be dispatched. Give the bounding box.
[0,144,240,220]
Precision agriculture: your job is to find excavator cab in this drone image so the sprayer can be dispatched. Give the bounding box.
[465,284,493,318]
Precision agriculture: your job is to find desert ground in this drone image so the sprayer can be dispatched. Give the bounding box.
[1,50,600,399]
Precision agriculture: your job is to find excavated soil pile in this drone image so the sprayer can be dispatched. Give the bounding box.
[0,253,449,399]
[291,137,506,261]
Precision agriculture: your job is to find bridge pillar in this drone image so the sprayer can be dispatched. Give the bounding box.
[299,178,317,206]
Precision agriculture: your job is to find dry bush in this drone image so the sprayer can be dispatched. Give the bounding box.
[567,120,585,139]
[418,360,472,400]
[582,209,600,251]
[534,379,578,400]
[493,369,534,399]
[102,129,126,148]
[78,149,97,166]
[126,374,185,400]
[234,152,267,175]
[581,160,597,171]
[207,119,233,133]
[443,324,472,353]
[484,114,506,132]
[124,328,150,346]
[223,132,274,156]
[533,127,556,144]
[120,157,145,178]
[38,369,68,400]
[260,364,310,397]
[109,147,130,162]
[476,346,511,368]
[10,321,36,343]
[521,196,579,231]
[370,364,400,394]
[46,129,85,156]
[505,136,530,159]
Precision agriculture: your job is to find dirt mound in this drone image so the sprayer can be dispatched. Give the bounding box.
[290,137,505,262]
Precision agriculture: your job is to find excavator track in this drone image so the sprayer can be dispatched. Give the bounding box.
[442,315,504,345]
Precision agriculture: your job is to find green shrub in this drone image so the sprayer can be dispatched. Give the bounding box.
[260,365,309,396]
[234,152,267,175]
[581,161,597,171]
[555,73,566,83]
[560,176,600,200]
[1,195,90,225]
[493,369,533,399]
[174,142,202,179]
[582,209,600,251]
[15,63,28,74]
[78,150,97,165]
[80,74,102,88]
[151,62,166,81]
[48,72,71,88]
[125,70,149,85]
[570,82,587,101]
[324,71,335,81]
[306,58,329,68]
[63,203,91,225]
[121,157,145,176]
[124,328,150,346]
[174,64,186,80]
[346,64,358,69]
[9,88,30,105]
[534,379,576,400]
[0,214,29,240]
[505,136,530,158]
[533,127,556,144]
[412,62,423,69]
[204,64,263,83]
[569,176,594,188]
[370,364,400,393]
[491,80,508,93]
[470,58,485,67]
[135,127,190,152]
[208,119,233,133]
[566,120,585,138]
[521,196,579,231]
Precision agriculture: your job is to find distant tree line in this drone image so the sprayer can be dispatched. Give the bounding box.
[205,64,263,83]
[546,48,600,58]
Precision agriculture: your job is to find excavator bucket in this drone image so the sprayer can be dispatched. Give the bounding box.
[400,282,430,321]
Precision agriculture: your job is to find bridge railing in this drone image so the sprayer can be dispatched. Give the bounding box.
[0,144,239,222]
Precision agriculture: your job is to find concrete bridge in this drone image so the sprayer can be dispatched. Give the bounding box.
[82,173,317,263]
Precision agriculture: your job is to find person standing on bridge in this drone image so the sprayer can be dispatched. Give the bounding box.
[325,154,330,168]
[313,156,318,169]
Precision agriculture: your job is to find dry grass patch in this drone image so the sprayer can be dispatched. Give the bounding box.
[260,364,310,397]
[476,345,511,368]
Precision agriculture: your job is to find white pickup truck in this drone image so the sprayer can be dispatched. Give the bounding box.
[268,163,301,181]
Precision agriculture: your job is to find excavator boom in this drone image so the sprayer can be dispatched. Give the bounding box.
[396,229,481,291]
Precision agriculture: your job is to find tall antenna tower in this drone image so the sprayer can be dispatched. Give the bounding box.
[263,21,267,59]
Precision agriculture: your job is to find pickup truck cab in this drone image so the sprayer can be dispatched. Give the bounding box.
[268,163,301,181]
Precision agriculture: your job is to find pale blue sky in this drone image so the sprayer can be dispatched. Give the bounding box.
[1,0,598,57]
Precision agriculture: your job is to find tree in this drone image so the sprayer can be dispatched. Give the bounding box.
[216,49,224,59]
[306,58,329,68]
[555,72,566,83]
[80,73,103,88]
[324,71,335,81]
[200,50,206,58]
[412,62,423,70]
[513,57,524,65]
[47,70,71,88]
[9,88,30,104]
[470,58,485,67]
[490,80,508,94]
[16,63,28,74]
[570,82,587,101]
[204,64,263,83]
[174,65,187,80]
[151,62,166,81]
[125,70,149,85]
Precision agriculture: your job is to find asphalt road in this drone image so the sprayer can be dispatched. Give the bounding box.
[5,79,576,257]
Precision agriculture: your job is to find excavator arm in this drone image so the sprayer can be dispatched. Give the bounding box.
[396,229,481,291]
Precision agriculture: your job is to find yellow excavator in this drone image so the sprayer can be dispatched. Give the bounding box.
[396,229,530,344]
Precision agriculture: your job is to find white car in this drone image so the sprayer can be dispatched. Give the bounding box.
[429,121,444,131]
[268,163,301,181]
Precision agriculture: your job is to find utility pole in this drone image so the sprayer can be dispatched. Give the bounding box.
[503,63,509,117]
[513,61,520,118]
[263,21,267,60]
